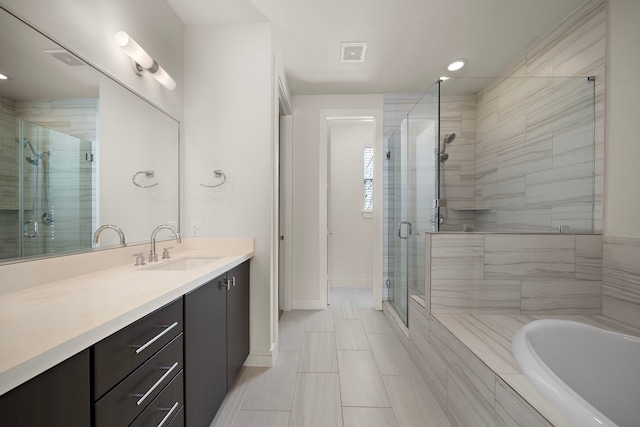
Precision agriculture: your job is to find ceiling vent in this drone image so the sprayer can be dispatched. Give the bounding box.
[340,42,367,63]
[43,49,86,67]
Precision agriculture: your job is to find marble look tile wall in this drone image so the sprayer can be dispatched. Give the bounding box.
[473,0,605,233]
[602,236,640,329]
[405,297,557,427]
[440,94,477,232]
[430,233,602,315]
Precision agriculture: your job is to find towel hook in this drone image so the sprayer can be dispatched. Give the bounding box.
[132,170,159,188]
[200,170,226,188]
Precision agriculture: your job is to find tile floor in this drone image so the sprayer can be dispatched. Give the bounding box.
[210,287,451,427]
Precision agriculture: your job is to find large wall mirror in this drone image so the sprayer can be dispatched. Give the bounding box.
[0,7,179,263]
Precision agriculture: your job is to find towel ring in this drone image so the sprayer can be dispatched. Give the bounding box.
[200,170,226,188]
[132,170,159,188]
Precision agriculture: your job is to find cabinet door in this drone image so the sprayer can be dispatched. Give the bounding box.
[227,260,250,387]
[0,349,90,427]
[184,273,227,427]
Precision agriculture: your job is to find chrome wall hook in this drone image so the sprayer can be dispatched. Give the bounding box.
[132,170,159,188]
[200,170,226,188]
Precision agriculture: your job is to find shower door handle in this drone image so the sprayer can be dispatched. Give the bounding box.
[24,219,38,238]
[398,221,412,240]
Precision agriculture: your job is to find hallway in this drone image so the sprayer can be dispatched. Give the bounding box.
[211,288,451,427]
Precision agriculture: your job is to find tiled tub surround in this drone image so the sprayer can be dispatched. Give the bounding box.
[602,236,640,329]
[404,297,640,427]
[0,237,254,396]
[428,233,602,315]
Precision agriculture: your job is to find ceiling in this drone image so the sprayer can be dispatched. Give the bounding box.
[168,0,588,95]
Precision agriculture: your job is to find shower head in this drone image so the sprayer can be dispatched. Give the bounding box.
[440,132,456,157]
[26,156,39,166]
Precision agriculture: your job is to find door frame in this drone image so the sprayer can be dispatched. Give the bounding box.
[319,109,383,310]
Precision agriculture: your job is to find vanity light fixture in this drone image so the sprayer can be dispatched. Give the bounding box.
[447,59,467,71]
[114,31,176,90]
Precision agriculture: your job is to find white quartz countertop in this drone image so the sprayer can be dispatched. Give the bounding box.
[0,238,254,396]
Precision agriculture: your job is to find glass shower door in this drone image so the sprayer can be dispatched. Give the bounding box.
[17,119,94,258]
[387,82,440,326]
[389,119,409,323]
[407,83,440,299]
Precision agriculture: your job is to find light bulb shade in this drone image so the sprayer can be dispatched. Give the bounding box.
[151,65,177,91]
[114,31,154,70]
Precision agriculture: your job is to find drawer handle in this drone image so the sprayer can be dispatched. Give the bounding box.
[135,362,179,406]
[157,401,180,427]
[135,322,179,355]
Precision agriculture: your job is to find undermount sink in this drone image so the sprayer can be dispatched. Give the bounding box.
[144,257,221,271]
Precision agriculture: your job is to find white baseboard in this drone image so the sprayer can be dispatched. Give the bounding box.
[244,344,278,367]
[329,280,372,288]
[292,300,327,310]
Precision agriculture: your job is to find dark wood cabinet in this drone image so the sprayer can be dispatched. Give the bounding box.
[93,298,183,399]
[1,260,249,427]
[184,271,228,427]
[0,349,91,427]
[227,261,250,387]
[184,260,250,427]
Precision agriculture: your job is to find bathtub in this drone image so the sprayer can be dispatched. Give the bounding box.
[512,319,640,427]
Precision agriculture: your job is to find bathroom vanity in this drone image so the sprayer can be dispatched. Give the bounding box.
[0,238,253,427]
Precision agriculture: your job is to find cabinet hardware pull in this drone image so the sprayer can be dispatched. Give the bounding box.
[157,401,180,427]
[232,276,236,287]
[220,280,231,291]
[135,322,179,354]
[135,362,179,406]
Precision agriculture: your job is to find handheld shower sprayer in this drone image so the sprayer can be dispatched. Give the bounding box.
[440,132,456,162]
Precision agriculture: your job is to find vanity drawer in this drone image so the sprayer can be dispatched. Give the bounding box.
[130,370,184,427]
[166,406,185,427]
[94,298,183,398]
[95,334,184,427]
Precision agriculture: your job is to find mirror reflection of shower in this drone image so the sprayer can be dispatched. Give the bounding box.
[16,137,54,238]
[439,133,455,224]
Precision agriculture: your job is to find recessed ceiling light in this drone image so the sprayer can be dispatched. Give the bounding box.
[447,59,467,71]
[340,42,367,63]
[0,73,8,80]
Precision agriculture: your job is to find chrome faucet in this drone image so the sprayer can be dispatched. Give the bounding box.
[93,224,126,247]
[149,225,181,262]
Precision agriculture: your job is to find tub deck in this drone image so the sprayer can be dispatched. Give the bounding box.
[432,312,640,426]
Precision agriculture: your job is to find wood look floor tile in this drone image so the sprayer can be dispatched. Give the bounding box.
[342,407,399,427]
[337,350,390,408]
[242,352,299,411]
[299,332,338,372]
[289,373,343,427]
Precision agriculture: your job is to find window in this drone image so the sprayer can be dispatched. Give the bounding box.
[363,146,374,212]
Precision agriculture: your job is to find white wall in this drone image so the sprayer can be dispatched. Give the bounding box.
[98,76,179,246]
[328,120,374,287]
[0,0,184,120]
[605,0,640,238]
[291,95,383,309]
[183,23,277,365]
